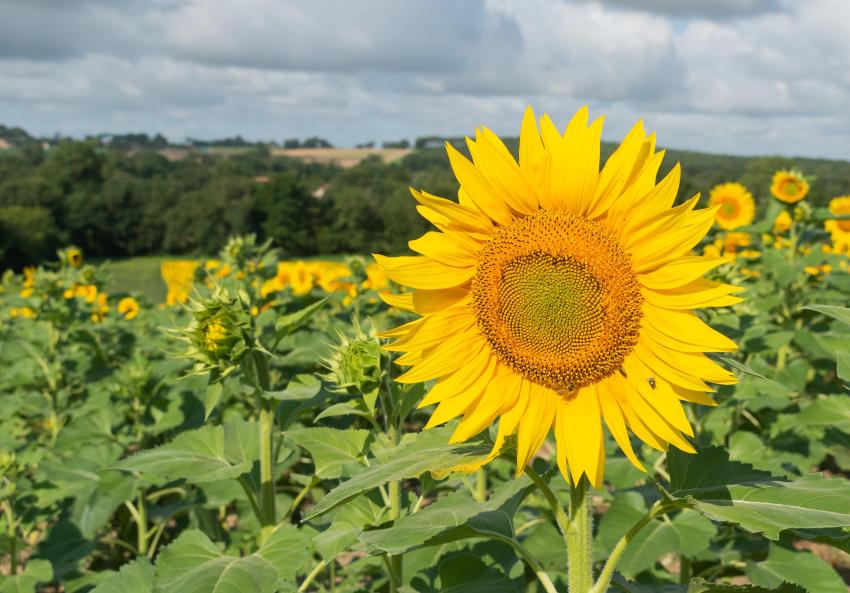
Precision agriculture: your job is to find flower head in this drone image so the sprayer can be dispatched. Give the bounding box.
[825,196,850,254]
[375,107,740,487]
[773,210,792,234]
[708,183,754,230]
[770,170,809,204]
[117,297,140,320]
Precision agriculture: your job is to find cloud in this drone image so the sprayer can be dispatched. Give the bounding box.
[0,0,847,159]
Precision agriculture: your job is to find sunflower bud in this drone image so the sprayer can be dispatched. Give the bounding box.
[179,286,254,377]
[323,320,382,394]
[60,246,84,268]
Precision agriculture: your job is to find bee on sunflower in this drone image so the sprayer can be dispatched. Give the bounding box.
[375,107,740,488]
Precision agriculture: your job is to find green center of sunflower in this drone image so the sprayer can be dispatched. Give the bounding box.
[720,198,739,218]
[472,209,643,394]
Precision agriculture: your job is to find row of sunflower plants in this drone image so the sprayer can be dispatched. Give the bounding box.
[1,107,850,593]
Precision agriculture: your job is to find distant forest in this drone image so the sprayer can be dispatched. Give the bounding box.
[1,124,849,269]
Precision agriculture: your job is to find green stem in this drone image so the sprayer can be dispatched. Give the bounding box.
[136,493,148,556]
[238,477,263,524]
[568,475,593,593]
[298,559,329,593]
[287,476,318,520]
[2,499,17,574]
[525,466,570,539]
[590,503,670,593]
[253,351,276,540]
[387,424,403,591]
[474,468,487,503]
[488,533,558,593]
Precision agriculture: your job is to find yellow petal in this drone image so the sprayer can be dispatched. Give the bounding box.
[643,304,738,353]
[597,379,645,471]
[373,254,474,290]
[409,231,478,268]
[379,292,414,312]
[556,386,604,487]
[396,330,485,384]
[633,342,713,392]
[473,127,538,214]
[411,287,470,314]
[412,189,493,233]
[384,305,475,352]
[639,256,732,290]
[419,348,496,408]
[450,368,521,443]
[622,356,694,436]
[642,279,744,310]
[515,382,556,475]
[447,142,514,226]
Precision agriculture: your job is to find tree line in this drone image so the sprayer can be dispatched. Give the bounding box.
[1,133,849,269]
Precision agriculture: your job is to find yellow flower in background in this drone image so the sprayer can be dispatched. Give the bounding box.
[708,183,754,230]
[773,210,792,233]
[19,266,36,297]
[67,247,83,268]
[824,196,850,254]
[10,307,36,319]
[117,297,140,320]
[770,170,809,204]
[363,264,389,292]
[376,107,740,487]
[91,293,109,323]
[722,232,752,255]
[161,260,198,305]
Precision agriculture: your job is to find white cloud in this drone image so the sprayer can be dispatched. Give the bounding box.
[0,0,847,159]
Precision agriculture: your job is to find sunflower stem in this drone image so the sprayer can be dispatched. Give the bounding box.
[568,475,593,593]
[387,422,403,591]
[253,351,276,543]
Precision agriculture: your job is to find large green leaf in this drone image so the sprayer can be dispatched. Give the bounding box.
[111,417,257,484]
[0,559,53,593]
[687,579,806,593]
[802,304,850,326]
[90,558,154,593]
[284,426,370,479]
[796,395,850,433]
[667,448,850,539]
[745,544,846,593]
[255,525,311,582]
[595,492,715,579]
[153,530,279,593]
[304,427,491,520]
[359,477,535,555]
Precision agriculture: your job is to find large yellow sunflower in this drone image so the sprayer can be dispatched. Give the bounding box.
[770,170,809,204]
[708,182,754,230]
[375,107,740,487]
[825,196,850,253]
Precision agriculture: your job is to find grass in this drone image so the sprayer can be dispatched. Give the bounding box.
[103,256,180,303]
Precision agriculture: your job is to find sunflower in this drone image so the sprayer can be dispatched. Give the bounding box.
[117,297,140,320]
[824,196,850,254]
[708,183,754,230]
[375,107,740,487]
[773,210,792,234]
[770,170,809,204]
[67,247,83,268]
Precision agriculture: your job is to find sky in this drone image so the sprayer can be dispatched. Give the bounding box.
[1,0,849,159]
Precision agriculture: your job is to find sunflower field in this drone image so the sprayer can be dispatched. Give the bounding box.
[3,109,850,593]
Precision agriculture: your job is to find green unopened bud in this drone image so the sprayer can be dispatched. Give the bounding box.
[323,320,382,394]
[176,286,254,376]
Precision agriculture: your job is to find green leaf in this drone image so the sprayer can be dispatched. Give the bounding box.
[687,578,805,592]
[112,417,257,484]
[359,477,535,555]
[254,525,311,582]
[205,382,223,420]
[275,295,330,341]
[797,395,850,433]
[285,427,370,479]
[153,530,279,593]
[836,351,850,384]
[803,304,850,326]
[668,448,850,540]
[304,427,491,520]
[0,559,53,593]
[610,575,686,592]
[437,553,522,593]
[263,374,321,402]
[746,544,847,593]
[596,493,715,579]
[90,558,154,593]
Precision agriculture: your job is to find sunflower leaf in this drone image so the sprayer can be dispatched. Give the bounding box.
[303,426,491,520]
[358,477,535,555]
[745,544,846,593]
[667,448,850,540]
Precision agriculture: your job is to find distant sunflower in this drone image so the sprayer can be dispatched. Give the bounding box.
[376,107,740,487]
[117,297,140,320]
[770,170,809,203]
[825,196,850,253]
[773,210,792,234]
[67,247,83,268]
[708,183,754,230]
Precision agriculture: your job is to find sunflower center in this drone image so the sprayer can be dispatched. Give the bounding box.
[719,198,740,219]
[472,209,643,393]
[782,180,800,197]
